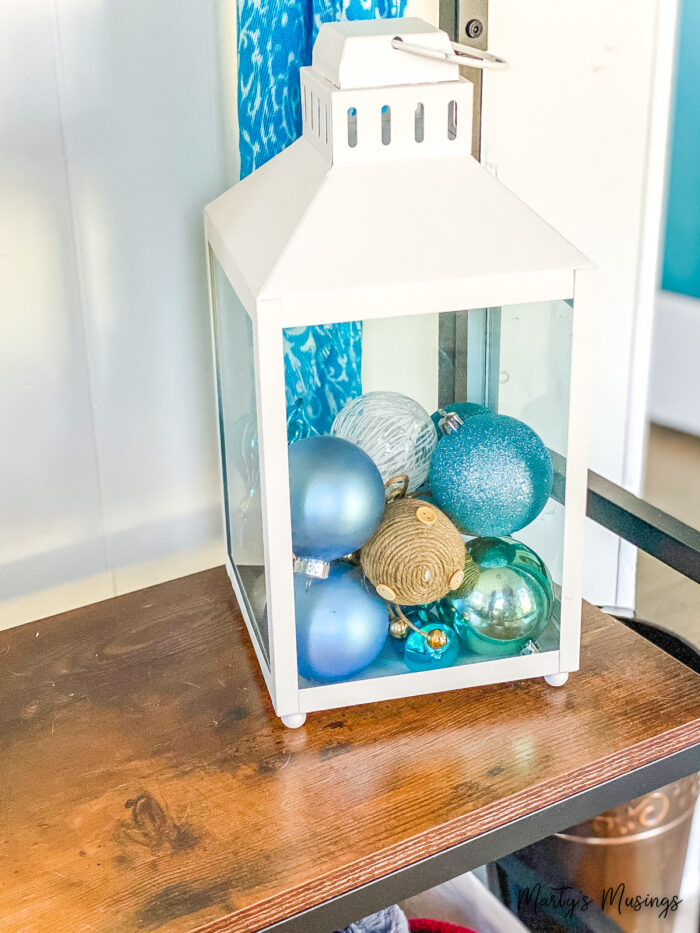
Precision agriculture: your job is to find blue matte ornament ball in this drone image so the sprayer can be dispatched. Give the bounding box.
[294,564,389,682]
[288,435,385,562]
[429,413,553,536]
[446,536,554,657]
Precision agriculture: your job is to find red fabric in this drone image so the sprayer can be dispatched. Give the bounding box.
[408,920,479,933]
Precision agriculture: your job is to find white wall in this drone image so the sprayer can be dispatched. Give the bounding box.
[0,0,236,628]
[649,291,700,435]
[649,0,700,436]
[1,0,676,626]
[481,0,678,611]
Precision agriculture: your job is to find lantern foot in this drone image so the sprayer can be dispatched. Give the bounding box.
[544,672,569,688]
[281,712,307,729]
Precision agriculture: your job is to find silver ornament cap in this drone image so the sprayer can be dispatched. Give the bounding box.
[437,409,465,435]
[293,556,331,579]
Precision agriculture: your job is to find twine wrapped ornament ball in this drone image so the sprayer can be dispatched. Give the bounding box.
[361,498,466,605]
[451,551,481,598]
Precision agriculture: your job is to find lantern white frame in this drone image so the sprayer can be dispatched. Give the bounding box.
[205,18,594,727]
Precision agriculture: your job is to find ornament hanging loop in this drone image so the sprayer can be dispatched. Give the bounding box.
[390,604,426,640]
[384,474,409,501]
[391,604,448,650]
[391,36,507,70]
[384,473,432,501]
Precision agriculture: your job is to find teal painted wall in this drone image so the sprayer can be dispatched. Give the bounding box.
[662,0,700,298]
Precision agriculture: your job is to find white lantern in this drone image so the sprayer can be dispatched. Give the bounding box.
[205,18,594,727]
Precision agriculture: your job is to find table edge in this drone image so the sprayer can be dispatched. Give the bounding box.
[190,724,700,933]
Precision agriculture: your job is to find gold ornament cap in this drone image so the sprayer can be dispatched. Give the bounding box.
[389,618,409,639]
[426,628,448,650]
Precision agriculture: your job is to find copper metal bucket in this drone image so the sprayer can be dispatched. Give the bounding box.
[550,774,699,931]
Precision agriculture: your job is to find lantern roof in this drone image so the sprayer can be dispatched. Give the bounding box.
[312,17,460,88]
[205,19,591,324]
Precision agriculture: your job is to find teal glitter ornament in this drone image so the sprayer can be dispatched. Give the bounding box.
[430,401,487,435]
[404,622,458,671]
[447,536,554,657]
[429,411,553,536]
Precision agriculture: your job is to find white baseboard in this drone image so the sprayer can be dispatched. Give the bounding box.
[649,291,700,435]
[0,504,225,631]
[0,542,224,632]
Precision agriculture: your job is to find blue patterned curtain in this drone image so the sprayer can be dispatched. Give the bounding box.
[237,0,406,435]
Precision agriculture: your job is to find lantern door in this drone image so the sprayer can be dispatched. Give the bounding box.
[249,284,591,718]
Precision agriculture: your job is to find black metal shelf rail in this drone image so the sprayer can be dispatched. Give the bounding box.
[549,450,700,585]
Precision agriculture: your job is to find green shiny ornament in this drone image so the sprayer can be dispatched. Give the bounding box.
[447,536,553,657]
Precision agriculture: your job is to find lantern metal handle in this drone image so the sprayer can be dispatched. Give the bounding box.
[391,36,507,70]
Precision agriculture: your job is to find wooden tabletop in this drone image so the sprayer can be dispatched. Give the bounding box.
[1,568,700,933]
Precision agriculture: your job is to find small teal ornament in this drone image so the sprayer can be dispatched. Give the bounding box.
[388,602,446,656]
[447,536,554,657]
[404,622,458,671]
[430,401,487,435]
[294,564,388,681]
[402,603,447,627]
[289,436,385,563]
[429,411,553,536]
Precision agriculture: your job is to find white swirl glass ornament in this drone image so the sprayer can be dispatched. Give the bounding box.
[331,391,437,491]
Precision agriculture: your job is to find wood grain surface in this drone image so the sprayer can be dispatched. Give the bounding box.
[1,567,699,933]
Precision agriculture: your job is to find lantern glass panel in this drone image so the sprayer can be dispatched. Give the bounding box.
[210,251,269,663]
[284,298,573,687]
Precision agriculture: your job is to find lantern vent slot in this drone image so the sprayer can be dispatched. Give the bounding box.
[381,105,391,145]
[297,25,474,162]
[447,100,458,140]
[414,103,424,143]
[347,107,358,147]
